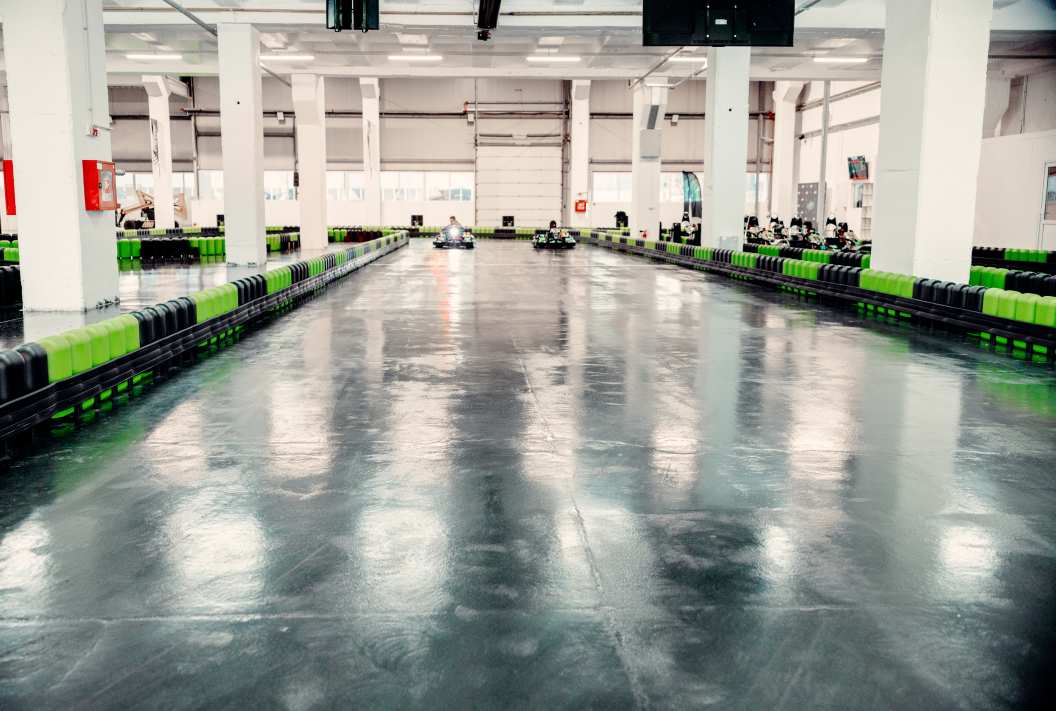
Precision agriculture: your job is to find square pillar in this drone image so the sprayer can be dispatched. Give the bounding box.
[360,79,382,226]
[871,0,993,283]
[568,80,591,228]
[143,75,188,229]
[770,81,804,223]
[292,74,328,251]
[218,23,267,265]
[631,83,668,240]
[1,0,118,311]
[701,46,751,250]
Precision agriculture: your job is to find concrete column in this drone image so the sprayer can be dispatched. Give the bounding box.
[568,80,590,228]
[701,46,751,250]
[1,0,118,310]
[218,23,267,265]
[360,78,382,226]
[292,74,328,251]
[143,75,188,229]
[630,83,668,240]
[871,0,993,283]
[769,82,804,222]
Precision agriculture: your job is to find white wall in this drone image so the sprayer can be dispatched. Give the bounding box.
[973,129,1056,248]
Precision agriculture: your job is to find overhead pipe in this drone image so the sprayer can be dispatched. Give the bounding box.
[158,0,291,88]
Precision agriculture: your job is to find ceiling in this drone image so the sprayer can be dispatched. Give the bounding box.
[7,1,1056,82]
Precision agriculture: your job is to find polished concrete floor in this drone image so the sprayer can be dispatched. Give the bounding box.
[1,241,1054,709]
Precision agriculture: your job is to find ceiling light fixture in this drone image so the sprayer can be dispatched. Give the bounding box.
[388,54,443,62]
[261,54,315,61]
[125,53,183,60]
[526,55,581,63]
[813,56,869,64]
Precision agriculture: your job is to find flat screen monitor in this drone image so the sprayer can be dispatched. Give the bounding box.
[643,0,795,47]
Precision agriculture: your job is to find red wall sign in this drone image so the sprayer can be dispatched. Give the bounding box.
[574,199,587,213]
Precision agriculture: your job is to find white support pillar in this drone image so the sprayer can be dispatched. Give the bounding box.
[871,0,993,283]
[142,75,188,229]
[360,78,382,226]
[292,74,328,251]
[218,23,267,265]
[630,83,668,240]
[769,81,803,223]
[568,80,591,228]
[1,0,118,311]
[701,46,751,250]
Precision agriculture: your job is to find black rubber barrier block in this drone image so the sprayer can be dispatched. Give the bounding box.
[131,311,155,347]
[15,343,48,392]
[155,302,178,337]
[0,349,28,403]
[144,306,167,341]
[166,299,190,332]
[177,296,197,325]
[965,285,986,312]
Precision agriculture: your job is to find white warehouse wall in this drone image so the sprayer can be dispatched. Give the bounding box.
[794,66,1056,246]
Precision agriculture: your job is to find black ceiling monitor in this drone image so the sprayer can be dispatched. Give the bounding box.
[643,0,795,47]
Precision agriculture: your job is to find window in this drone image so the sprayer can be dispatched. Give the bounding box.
[116,172,137,208]
[745,173,770,216]
[264,170,296,201]
[593,172,632,202]
[660,172,684,202]
[199,170,224,201]
[381,171,425,202]
[115,172,154,207]
[174,172,197,200]
[426,172,474,201]
[327,171,365,201]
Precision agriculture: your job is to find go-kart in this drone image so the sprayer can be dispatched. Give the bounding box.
[533,228,577,250]
[434,225,475,249]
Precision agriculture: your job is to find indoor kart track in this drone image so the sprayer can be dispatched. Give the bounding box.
[1,239,1054,710]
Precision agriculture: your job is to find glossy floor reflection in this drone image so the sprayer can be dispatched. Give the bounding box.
[1,241,1054,709]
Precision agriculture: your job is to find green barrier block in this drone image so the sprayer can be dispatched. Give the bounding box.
[969,266,982,286]
[220,283,238,313]
[1034,296,1056,327]
[84,324,111,367]
[65,328,93,374]
[38,335,74,383]
[982,288,1003,317]
[116,314,140,351]
[998,290,1021,320]
[131,240,141,258]
[116,240,131,259]
[1015,293,1040,323]
[190,290,207,321]
[100,318,126,358]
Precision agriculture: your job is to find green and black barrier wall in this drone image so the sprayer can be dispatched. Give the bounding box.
[972,246,1056,274]
[0,232,408,459]
[586,232,1056,358]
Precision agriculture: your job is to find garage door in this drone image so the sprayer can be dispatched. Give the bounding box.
[475,145,562,228]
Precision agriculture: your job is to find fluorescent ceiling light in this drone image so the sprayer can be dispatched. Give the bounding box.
[261,54,314,61]
[813,56,868,64]
[388,54,443,62]
[668,56,708,64]
[125,53,182,60]
[526,55,581,63]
